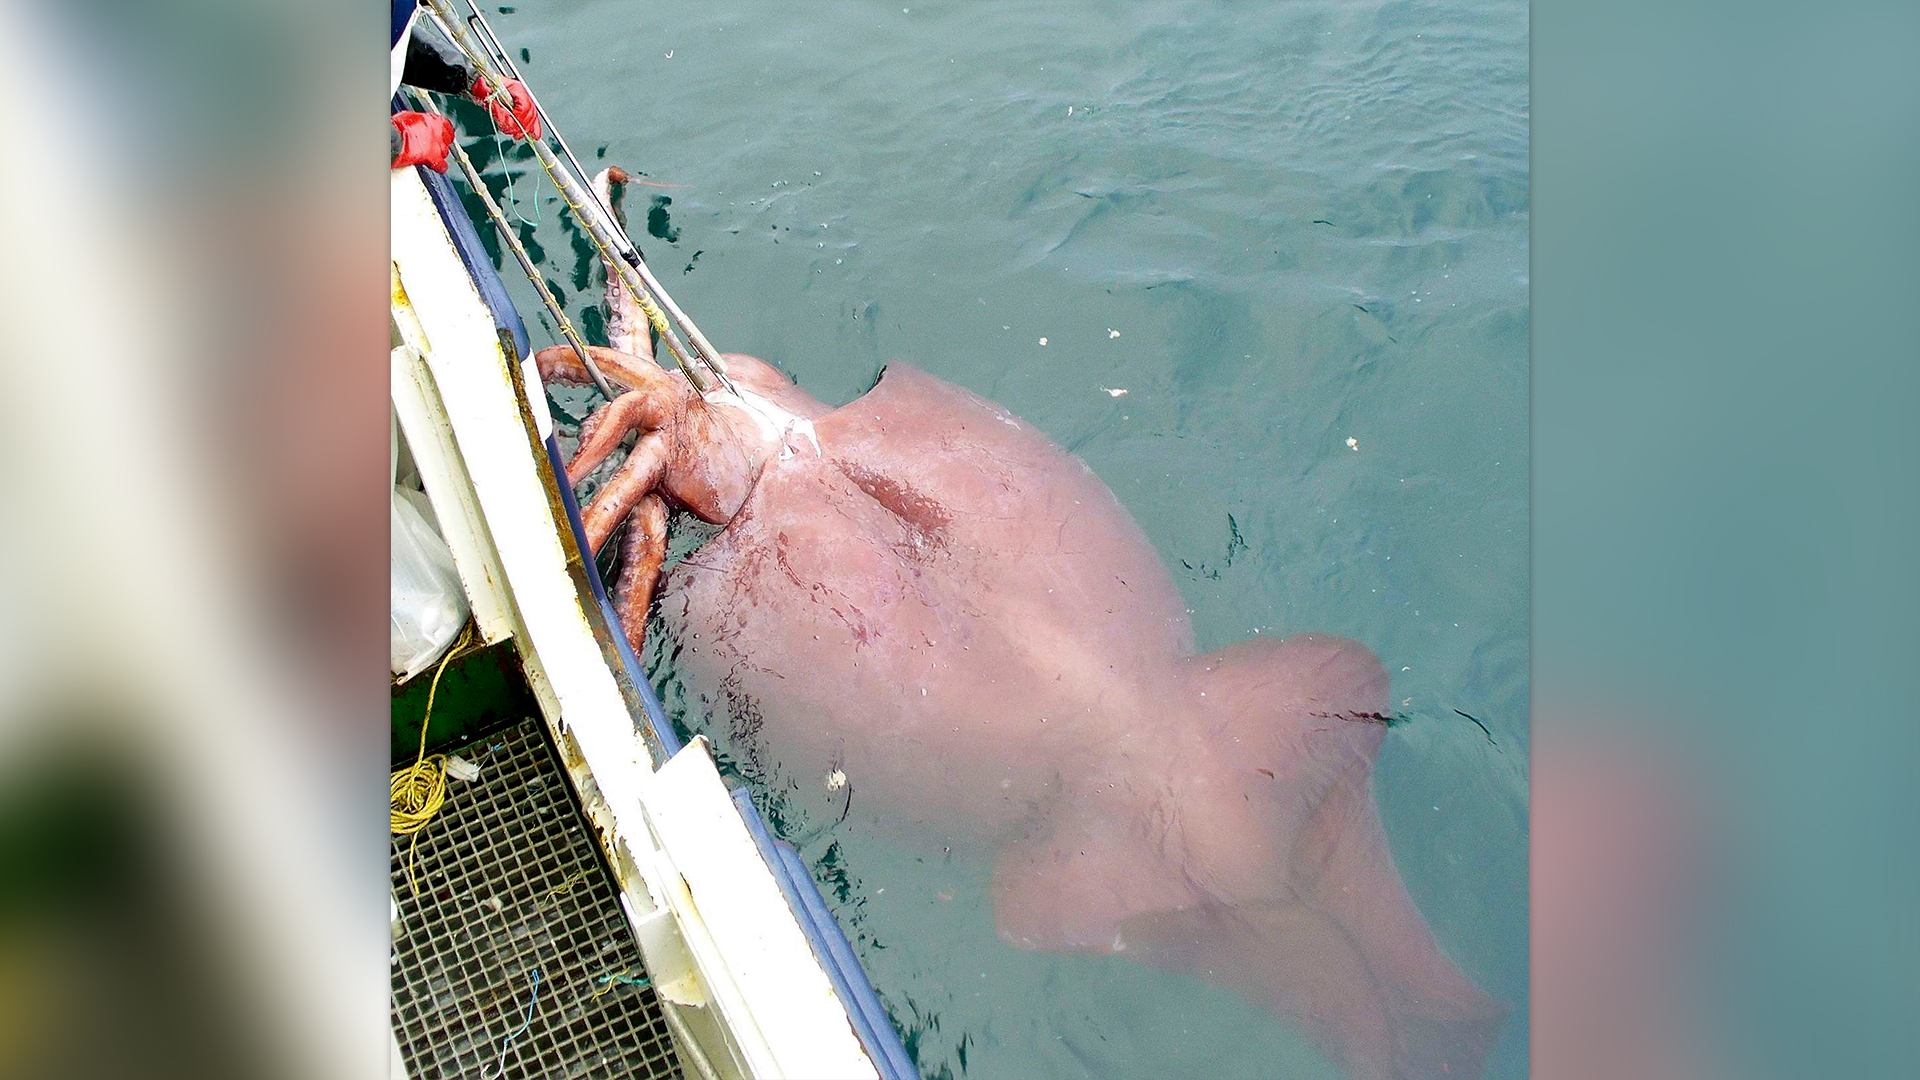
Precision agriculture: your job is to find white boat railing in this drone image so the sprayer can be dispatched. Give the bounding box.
[391,165,884,1080]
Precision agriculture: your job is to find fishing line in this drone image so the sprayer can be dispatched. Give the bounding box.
[491,124,541,230]
[404,87,616,402]
[485,968,543,1079]
[421,0,738,399]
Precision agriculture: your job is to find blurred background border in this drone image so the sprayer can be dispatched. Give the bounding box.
[0,1,1913,1077]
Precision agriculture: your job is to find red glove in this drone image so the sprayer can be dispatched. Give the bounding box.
[470,75,542,141]
[392,111,455,173]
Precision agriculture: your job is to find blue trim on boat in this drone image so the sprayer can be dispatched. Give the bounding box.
[548,442,914,1078]
[419,165,911,1079]
[730,788,918,1080]
[542,434,683,758]
[415,161,533,364]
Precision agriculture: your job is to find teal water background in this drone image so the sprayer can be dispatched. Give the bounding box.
[460,2,1527,1076]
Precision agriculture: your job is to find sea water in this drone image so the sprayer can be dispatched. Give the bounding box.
[468,3,1527,1076]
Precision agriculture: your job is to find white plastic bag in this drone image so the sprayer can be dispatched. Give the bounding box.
[391,407,469,679]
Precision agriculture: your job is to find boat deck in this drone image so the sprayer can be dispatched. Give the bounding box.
[390,717,682,1079]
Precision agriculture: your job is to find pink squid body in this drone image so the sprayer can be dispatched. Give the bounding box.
[649,361,1502,1080]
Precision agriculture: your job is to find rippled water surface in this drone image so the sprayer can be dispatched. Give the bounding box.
[463,2,1527,1076]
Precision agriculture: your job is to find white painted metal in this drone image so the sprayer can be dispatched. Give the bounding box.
[640,738,881,1080]
[390,167,879,1080]
[390,343,516,647]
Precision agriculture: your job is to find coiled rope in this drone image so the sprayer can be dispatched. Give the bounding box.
[391,621,479,895]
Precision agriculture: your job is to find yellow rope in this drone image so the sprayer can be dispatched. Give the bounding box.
[591,968,630,999]
[392,622,479,896]
[547,869,594,899]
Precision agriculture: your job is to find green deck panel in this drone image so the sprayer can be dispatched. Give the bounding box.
[390,637,541,765]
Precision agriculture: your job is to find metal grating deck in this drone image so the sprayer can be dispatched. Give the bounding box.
[390,717,682,1080]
